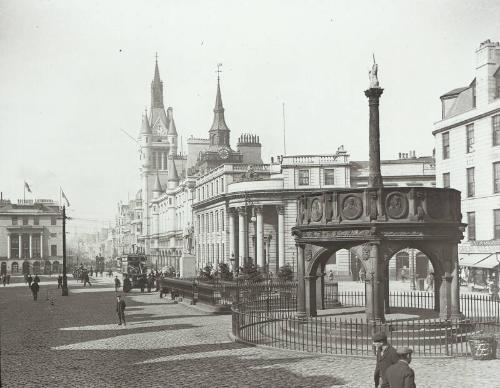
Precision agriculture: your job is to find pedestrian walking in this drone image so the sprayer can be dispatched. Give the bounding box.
[373,332,399,388]
[328,270,334,282]
[27,274,33,288]
[147,275,154,293]
[386,347,416,388]
[34,274,40,284]
[83,272,92,287]
[2,274,6,286]
[6,274,10,285]
[114,276,121,292]
[116,295,126,325]
[57,275,63,289]
[31,281,40,301]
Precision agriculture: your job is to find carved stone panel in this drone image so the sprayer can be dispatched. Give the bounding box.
[341,195,363,220]
[385,192,408,219]
[310,198,323,222]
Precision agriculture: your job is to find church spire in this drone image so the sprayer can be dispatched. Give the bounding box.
[167,155,179,189]
[153,170,163,193]
[209,64,230,141]
[151,53,164,109]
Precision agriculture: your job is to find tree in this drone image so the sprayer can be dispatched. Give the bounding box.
[277,264,294,281]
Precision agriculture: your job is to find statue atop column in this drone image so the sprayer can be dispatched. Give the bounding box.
[183,222,194,254]
[369,54,380,89]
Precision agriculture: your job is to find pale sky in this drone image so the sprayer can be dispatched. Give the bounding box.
[1,0,499,233]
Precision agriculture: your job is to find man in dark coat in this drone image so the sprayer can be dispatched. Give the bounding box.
[373,332,399,388]
[114,276,121,292]
[386,347,416,388]
[27,274,33,287]
[31,281,40,301]
[34,274,40,284]
[116,295,126,325]
[57,275,63,289]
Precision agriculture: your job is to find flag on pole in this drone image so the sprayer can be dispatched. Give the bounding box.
[24,181,32,193]
[61,188,70,207]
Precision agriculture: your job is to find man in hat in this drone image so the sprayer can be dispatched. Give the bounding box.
[116,295,126,326]
[373,332,399,388]
[386,347,416,388]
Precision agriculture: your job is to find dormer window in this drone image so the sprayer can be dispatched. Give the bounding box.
[472,82,476,108]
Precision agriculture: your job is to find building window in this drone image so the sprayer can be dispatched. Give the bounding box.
[221,178,224,192]
[472,83,476,108]
[32,235,41,258]
[495,209,500,240]
[467,212,476,241]
[51,216,56,225]
[466,124,474,153]
[23,217,28,225]
[493,115,500,146]
[201,214,205,234]
[12,216,18,225]
[494,162,500,193]
[466,167,475,197]
[442,132,450,159]
[215,210,219,231]
[34,216,39,225]
[221,210,225,231]
[324,169,335,185]
[298,170,309,186]
[442,172,450,188]
[10,234,19,258]
[21,235,29,258]
[51,244,57,256]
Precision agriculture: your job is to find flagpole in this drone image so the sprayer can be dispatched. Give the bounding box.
[24,181,25,202]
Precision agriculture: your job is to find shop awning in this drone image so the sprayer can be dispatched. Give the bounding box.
[459,254,490,267]
[473,254,499,269]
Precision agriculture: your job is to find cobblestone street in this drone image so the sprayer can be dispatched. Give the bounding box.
[1,278,499,388]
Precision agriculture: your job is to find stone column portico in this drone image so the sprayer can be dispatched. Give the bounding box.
[296,243,306,318]
[7,234,11,259]
[18,234,22,259]
[40,233,43,259]
[229,209,237,268]
[255,206,264,269]
[277,205,285,268]
[29,234,33,259]
[238,207,247,265]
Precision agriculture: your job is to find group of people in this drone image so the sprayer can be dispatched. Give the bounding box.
[23,273,41,300]
[373,332,416,388]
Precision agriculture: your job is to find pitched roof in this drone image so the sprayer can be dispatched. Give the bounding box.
[166,107,177,136]
[167,156,179,182]
[153,172,163,192]
[440,87,468,99]
[140,110,151,134]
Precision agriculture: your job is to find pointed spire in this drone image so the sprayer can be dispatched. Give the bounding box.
[167,156,179,185]
[151,53,164,109]
[166,107,177,136]
[210,72,229,132]
[140,109,151,134]
[153,171,163,192]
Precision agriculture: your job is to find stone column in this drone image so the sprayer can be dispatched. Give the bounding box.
[296,243,306,318]
[383,262,390,314]
[364,87,384,188]
[305,274,318,317]
[29,234,33,259]
[7,234,11,259]
[316,267,326,311]
[256,206,264,269]
[229,209,237,268]
[366,242,384,322]
[450,245,461,319]
[238,208,247,265]
[18,234,22,259]
[439,274,452,319]
[277,205,285,268]
[409,248,416,290]
[40,233,43,259]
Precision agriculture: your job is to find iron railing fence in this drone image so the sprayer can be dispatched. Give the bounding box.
[232,308,500,358]
[161,278,500,321]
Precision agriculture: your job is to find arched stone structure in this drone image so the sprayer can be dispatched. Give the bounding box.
[292,187,465,322]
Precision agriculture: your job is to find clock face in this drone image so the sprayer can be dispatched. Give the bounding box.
[218,148,230,160]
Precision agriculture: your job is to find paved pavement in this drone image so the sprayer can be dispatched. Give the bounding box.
[1,278,499,387]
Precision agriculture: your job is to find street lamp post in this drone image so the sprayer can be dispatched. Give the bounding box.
[61,206,68,296]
